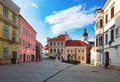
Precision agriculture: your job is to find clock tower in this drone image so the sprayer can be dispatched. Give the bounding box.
[82,28,88,44]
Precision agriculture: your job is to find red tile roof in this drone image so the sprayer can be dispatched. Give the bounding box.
[43,44,48,50]
[48,34,67,41]
[90,44,94,49]
[66,40,86,46]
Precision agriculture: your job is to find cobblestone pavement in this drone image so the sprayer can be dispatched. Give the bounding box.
[0,58,120,82]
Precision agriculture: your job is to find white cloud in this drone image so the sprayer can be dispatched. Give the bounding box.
[45,4,97,35]
[89,38,94,41]
[31,3,38,8]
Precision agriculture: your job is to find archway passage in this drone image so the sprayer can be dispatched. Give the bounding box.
[105,52,109,68]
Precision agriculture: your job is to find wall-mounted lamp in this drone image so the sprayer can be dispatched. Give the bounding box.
[109,40,118,49]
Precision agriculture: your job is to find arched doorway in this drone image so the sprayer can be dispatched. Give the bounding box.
[105,52,109,68]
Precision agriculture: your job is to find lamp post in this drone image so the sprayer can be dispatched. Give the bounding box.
[109,41,112,47]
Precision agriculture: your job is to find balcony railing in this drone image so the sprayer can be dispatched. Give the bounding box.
[96,45,103,51]
[95,28,103,36]
[0,14,19,28]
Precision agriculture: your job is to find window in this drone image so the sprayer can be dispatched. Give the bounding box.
[71,50,73,53]
[82,56,84,60]
[61,49,63,52]
[57,49,60,52]
[99,36,103,46]
[3,48,8,57]
[12,30,16,41]
[78,56,80,60]
[96,22,98,28]
[96,38,98,46]
[26,41,28,48]
[54,42,56,46]
[115,27,119,38]
[23,28,25,34]
[67,49,69,53]
[23,40,25,46]
[105,14,108,24]
[12,13,16,23]
[61,42,63,46]
[78,49,80,53]
[50,49,52,53]
[111,29,114,42]
[27,55,29,59]
[105,34,108,44]
[54,49,56,53]
[20,25,22,32]
[3,7,8,17]
[57,43,59,46]
[50,42,52,46]
[111,6,114,18]
[20,38,22,45]
[28,43,30,48]
[26,30,28,36]
[82,50,84,53]
[100,20,103,27]
[3,26,8,38]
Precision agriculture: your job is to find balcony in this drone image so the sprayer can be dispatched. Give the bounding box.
[0,14,19,28]
[95,28,103,36]
[0,37,19,45]
[96,45,103,52]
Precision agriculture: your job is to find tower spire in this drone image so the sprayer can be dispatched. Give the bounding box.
[82,28,88,44]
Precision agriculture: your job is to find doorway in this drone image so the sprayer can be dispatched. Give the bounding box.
[31,55,34,61]
[23,54,25,62]
[11,51,17,64]
[105,52,109,68]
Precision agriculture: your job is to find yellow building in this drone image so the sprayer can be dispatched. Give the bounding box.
[0,0,20,64]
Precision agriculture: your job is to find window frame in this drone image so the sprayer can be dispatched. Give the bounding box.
[3,26,9,39]
[111,6,114,18]
[3,7,8,17]
[3,48,8,57]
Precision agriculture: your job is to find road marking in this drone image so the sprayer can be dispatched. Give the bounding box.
[41,65,73,82]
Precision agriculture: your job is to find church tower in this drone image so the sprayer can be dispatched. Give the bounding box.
[82,28,88,44]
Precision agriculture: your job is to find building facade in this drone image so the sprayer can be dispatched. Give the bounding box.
[65,40,87,63]
[47,33,70,59]
[94,9,104,66]
[36,40,43,62]
[90,45,96,65]
[95,0,120,70]
[47,32,90,63]
[43,44,48,56]
[0,0,20,64]
[19,15,36,62]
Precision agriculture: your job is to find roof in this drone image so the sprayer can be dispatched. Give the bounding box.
[90,44,94,50]
[43,44,48,50]
[48,34,67,41]
[66,40,86,46]
[20,15,37,34]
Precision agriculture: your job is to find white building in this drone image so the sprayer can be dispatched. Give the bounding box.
[47,33,70,59]
[94,0,120,70]
[90,45,96,65]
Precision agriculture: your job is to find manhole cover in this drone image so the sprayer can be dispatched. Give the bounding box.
[91,70,99,72]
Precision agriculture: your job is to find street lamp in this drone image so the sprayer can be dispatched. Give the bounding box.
[109,40,118,49]
[109,41,112,47]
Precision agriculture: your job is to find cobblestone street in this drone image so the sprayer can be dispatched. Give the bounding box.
[0,58,120,82]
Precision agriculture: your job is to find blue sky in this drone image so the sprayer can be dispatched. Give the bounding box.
[12,0,106,46]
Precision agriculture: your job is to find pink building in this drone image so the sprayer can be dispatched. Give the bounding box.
[19,15,36,62]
